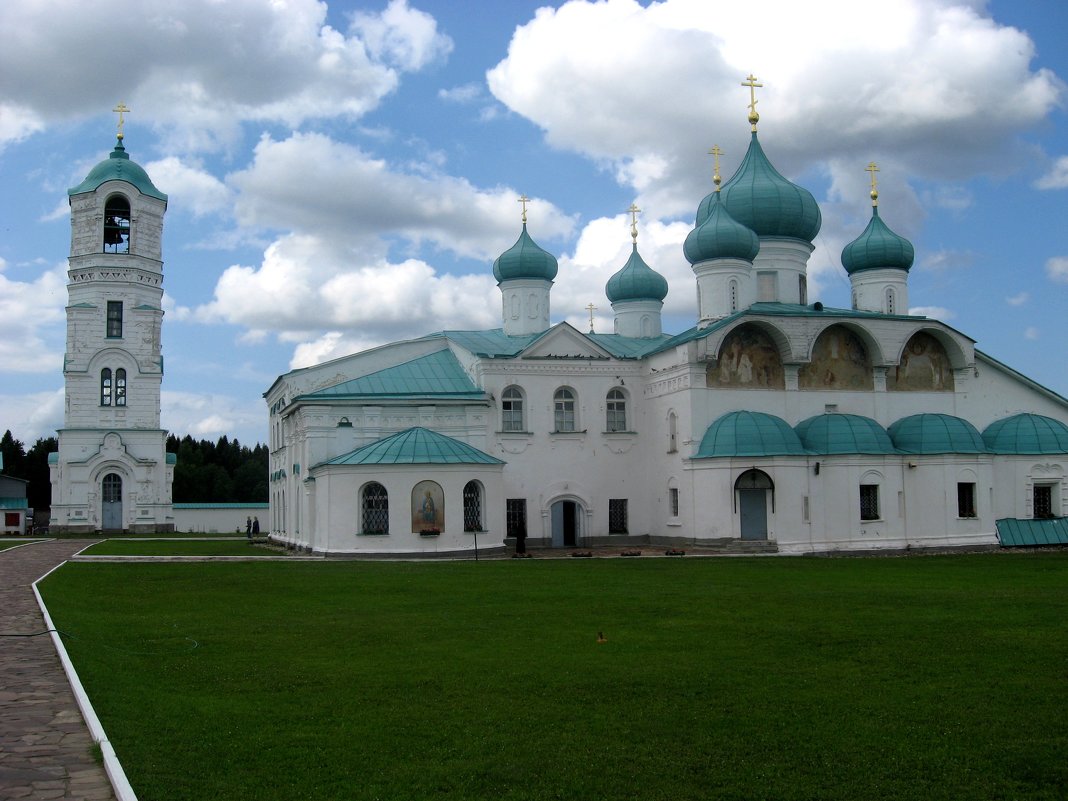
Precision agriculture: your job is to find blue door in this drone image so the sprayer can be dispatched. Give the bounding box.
[738,489,767,540]
[102,473,123,531]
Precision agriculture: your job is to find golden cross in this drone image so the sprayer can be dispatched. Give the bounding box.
[709,144,724,190]
[627,203,641,243]
[586,303,597,333]
[113,102,130,140]
[741,74,762,129]
[866,161,879,206]
[517,194,530,224]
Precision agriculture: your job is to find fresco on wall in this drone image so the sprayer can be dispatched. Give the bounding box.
[798,325,873,390]
[411,480,445,533]
[706,325,785,389]
[888,332,953,391]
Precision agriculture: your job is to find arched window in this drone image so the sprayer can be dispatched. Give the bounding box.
[729,279,739,313]
[115,368,127,407]
[605,388,626,432]
[501,386,524,432]
[885,288,896,315]
[668,411,678,453]
[100,368,112,406]
[361,482,389,534]
[463,481,483,532]
[103,195,131,254]
[553,388,576,432]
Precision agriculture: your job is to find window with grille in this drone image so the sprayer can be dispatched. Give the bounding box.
[729,280,738,312]
[100,368,112,406]
[106,301,123,338]
[506,499,527,538]
[860,484,880,521]
[102,473,122,503]
[605,388,626,432]
[501,386,524,432]
[1034,484,1054,519]
[103,195,131,254]
[554,388,576,432]
[957,483,977,518]
[115,368,127,407]
[669,487,679,517]
[361,482,389,534]
[886,288,896,315]
[608,499,628,533]
[463,481,483,531]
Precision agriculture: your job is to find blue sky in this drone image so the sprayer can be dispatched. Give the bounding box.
[1,0,1066,447]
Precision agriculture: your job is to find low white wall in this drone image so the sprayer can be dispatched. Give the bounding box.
[173,504,269,534]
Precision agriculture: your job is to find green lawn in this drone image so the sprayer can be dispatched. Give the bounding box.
[40,553,1068,801]
[0,537,44,551]
[79,539,284,557]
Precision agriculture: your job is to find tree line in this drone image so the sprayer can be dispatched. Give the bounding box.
[0,430,268,509]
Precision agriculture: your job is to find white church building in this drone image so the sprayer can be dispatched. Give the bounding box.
[49,118,175,534]
[265,99,1068,556]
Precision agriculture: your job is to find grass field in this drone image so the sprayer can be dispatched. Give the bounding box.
[0,537,45,551]
[79,539,284,557]
[40,552,1068,801]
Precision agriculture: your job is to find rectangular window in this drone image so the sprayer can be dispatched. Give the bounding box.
[106,301,123,338]
[608,499,628,534]
[4,512,19,527]
[957,482,977,518]
[506,499,527,538]
[798,274,808,305]
[1034,484,1054,519]
[860,484,880,521]
[669,487,680,518]
[757,271,776,302]
[502,403,523,432]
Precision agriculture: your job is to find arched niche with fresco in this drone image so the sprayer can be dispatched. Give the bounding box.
[798,325,873,391]
[706,325,785,389]
[887,332,954,392]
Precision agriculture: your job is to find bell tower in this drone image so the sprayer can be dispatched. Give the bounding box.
[49,107,174,533]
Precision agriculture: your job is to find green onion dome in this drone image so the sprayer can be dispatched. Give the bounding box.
[684,192,760,265]
[492,224,559,283]
[696,132,821,243]
[888,413,986,454]
[982,413,1068,454]
[69,138,167,201]
[841,207,914,274]
[605,245,669,303]
[795,413,896,454]
[696,410,806,457]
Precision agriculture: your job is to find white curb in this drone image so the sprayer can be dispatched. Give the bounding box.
[33,560,139,801]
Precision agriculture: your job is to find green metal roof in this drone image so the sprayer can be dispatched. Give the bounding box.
[888,413,987,454]
[435,329,537,358]
[841,206,914,274]
[317,427,504,467]
[699,132,821,243]
[0,498,29,509]
[305,349,484,399]
[795,413,897,455]
[695,410,807,458]
[684,191,760,264]
[492,224,559,283]
[996,517,1068,547]
[605,245,669,302]
[982,413,1068,454]
[69,139,168,201]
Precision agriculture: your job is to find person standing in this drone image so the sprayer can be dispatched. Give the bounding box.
[246,516,252,539]
[252,516,260,537]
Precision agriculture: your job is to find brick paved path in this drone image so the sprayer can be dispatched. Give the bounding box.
[0,540,117,801]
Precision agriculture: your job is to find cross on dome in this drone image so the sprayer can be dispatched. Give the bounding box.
[741,74,762,130]
[517,194,530,224]
[627,203,641,244]
[866,161,880,206]
[112,102,130,140]
[708,144,724,190]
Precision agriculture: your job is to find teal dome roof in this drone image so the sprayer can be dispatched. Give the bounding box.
[982,413,1068,454]
[841,207,914,274]
[684,192,760,265]
[888,413,986,454]
[492,224,558,283]
[605,245,668,303]
[68,139,167,201]
[696,410,806,457]
[795,414,896,454]
[696,132,821,242]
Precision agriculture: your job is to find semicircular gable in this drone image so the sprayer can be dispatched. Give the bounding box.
[798,324,873,391]
[705,324,786,389]
[895,325,971,370]
[889,331,954,392]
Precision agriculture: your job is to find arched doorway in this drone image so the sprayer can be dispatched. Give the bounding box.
[550,500,582,547]
[102,473,123,531]
[735,469,773,540]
